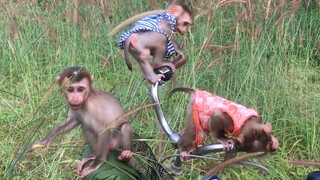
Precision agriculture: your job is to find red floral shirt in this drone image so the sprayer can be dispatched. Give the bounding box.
[192,89,259,146]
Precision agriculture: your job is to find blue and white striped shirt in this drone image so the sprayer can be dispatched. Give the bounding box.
[118,13,177,58]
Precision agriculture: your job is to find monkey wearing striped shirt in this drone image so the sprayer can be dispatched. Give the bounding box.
[119,0,193,84]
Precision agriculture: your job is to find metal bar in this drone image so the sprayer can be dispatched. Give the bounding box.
[149,82,180,143]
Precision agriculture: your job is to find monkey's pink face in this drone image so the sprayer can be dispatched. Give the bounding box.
[176,13,192,35]
[65,78,90,110]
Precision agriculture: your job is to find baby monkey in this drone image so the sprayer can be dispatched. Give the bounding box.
[31,67,133,178]
[169,88,279,159]
[119,0,193,84]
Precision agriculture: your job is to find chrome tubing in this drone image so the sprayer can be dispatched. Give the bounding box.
[192,144,227,155]
[150,81,181,143]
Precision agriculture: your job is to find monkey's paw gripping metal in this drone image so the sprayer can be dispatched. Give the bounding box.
[149,74,269,177]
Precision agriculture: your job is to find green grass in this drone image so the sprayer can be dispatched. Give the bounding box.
[1,0,320,179]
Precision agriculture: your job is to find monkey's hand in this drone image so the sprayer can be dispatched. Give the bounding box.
[146,73,166,84]
[180,151,189,157]
[28,144,45,152]
[28,140,51,152]
[117,150,132,162]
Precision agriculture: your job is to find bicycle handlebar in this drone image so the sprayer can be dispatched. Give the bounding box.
[150,81,181,143]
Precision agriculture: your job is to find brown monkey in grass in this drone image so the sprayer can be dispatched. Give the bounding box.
[169,87,279,160]
[30,67,133,178]
[118,0,193,84]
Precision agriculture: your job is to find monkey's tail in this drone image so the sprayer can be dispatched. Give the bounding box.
[169,87,195,98]
[205,151,265,177]
[108,10,166,36]
[124,36,132,71]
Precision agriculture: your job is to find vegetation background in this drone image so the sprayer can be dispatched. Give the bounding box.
[1,0,319,179]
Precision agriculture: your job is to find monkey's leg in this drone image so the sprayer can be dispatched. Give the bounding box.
[129,42,165,84]
[79,161,103,178]
[152,44,176,71]
[79,131,111,178]
[77,130,100,175]
[178,112,196,161]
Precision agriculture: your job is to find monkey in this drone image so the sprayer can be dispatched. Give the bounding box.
[169,87,279,160]
[30,67,133,178]
[118,0,193,84]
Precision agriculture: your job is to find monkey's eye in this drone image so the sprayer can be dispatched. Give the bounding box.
[183,22,189,26]
[77,87,85,92]
[67,87,74,92]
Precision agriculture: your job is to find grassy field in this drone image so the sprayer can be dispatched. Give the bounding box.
[1,0,320,179]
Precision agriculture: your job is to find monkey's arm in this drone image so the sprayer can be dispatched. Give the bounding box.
[209,112,234,141]
[119,123,133,150]
[210,119,229,140]
[170,36,187,69]
[36,117,80,148]
[117,123,133,162]
[171,35,184,59]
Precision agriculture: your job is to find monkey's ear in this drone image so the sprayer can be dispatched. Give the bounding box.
[263,122,272,134]
[271,136,279,149]
[55,76,62,86]
[55,76,60,82]
[90,75,94,84]
[167,5,181,16]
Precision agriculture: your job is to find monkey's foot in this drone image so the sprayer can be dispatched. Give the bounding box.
[218,140,235,151]
[77,156,96,175]
[161,62,176,71]
[78,163,102,178]
[147,74,165,84]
